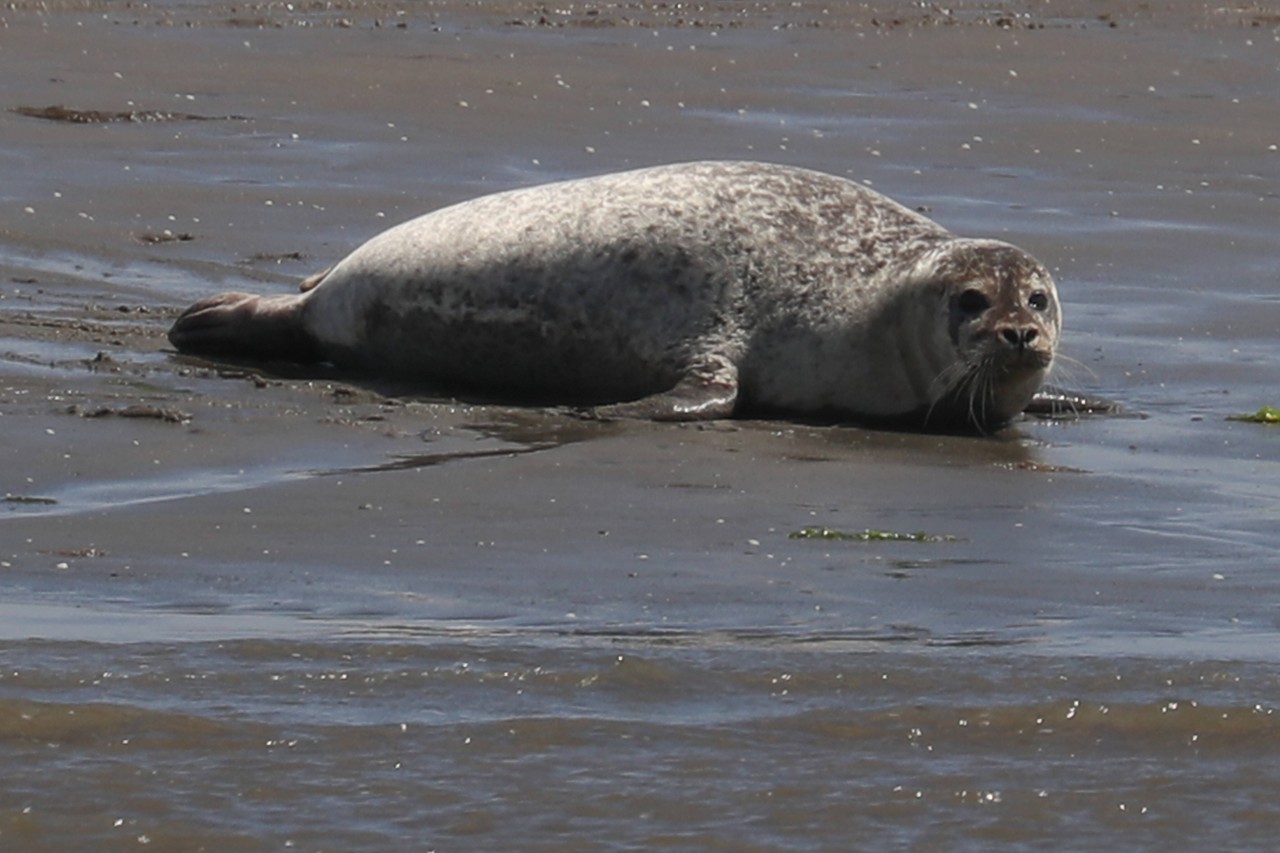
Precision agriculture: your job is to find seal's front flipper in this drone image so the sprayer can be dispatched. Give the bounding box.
[589,354,739,422]
[168,291,321,363]
[1024,385,1120,419]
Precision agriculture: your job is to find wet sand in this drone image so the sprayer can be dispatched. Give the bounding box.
[2,1,1280,849]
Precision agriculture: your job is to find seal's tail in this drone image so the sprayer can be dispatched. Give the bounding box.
[168,291,322,363]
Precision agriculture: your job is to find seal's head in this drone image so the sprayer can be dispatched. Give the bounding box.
[921,240,1061,432]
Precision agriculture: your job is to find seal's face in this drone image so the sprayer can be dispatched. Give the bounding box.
[928,242,1061,432]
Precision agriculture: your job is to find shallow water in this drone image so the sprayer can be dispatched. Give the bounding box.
[2,1,1280,849]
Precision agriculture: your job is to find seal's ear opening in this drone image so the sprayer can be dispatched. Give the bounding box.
[169,292,322,363]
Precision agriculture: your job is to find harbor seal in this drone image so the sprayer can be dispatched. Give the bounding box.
[169,161,1061,432]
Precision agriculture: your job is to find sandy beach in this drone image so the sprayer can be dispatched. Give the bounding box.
[2,1,1280,849]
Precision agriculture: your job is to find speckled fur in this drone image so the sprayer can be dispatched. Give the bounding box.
[170,161,1061,430]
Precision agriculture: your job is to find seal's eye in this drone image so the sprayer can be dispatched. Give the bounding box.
[957,289,990,316]
[1028,291,1050,311]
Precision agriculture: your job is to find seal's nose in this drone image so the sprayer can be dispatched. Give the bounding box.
[1000,327,1038,350]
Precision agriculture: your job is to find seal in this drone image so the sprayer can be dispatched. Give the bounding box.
[169,161,1061,432]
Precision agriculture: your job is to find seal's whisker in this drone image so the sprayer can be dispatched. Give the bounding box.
[967,362,991,433]
[1046,353,1094,387]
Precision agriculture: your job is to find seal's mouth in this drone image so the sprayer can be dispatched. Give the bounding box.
[997,347,1054,373]
[923,344,1053,433]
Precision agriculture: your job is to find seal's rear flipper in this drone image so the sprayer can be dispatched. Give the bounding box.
[586,354,739,422]
[168,291,322,363]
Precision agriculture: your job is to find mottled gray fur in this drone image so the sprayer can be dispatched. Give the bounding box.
[169,161,1060,430]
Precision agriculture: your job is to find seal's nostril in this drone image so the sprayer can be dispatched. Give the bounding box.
[1001,328,1036,348]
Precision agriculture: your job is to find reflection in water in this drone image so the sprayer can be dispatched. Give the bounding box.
[0,461,313,518]
[0,409,618,517]
[322,409,620,473]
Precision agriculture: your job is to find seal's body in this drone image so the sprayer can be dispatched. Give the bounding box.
[169,161,1061,431]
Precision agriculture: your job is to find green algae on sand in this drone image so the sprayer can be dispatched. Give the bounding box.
[1227,406,1280,424]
